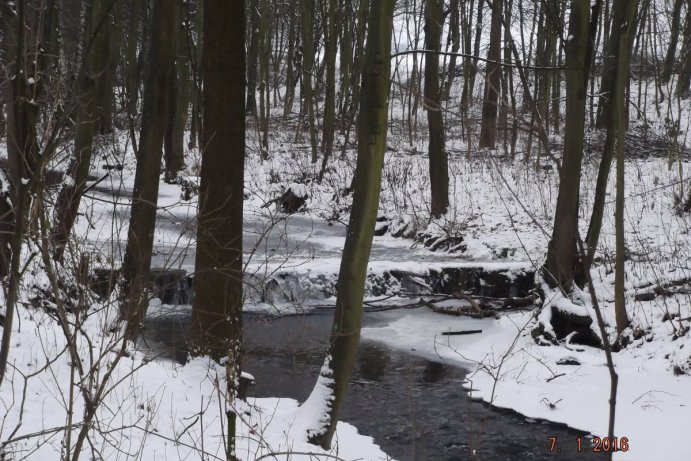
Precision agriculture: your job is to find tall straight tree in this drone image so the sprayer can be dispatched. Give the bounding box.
[661,0,685,83]
[120,0,177,327]
[0,0,43,386]
[164,0,190,181]
[305,0,395,449]
[478,0,503,148]
[52,0,110,261]
[544,0,590,290]
[189,0,245,359]
[424,0,449,217]
[678,1,691,97]
[319,0,338,177]
[300,0,319,163]
[584,0,639,277]
[595,0,637,127]
[611,0,638,333]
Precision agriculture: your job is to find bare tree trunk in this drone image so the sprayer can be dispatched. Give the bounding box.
[0,0,42,387]
[595,0,636,127]
[246,0,260,115]
[461,0,482,111]
[164,0,190,181]
[584,0,639,279]
[544,0,590,290]
[678,1,691,97]
[424,0,449,217]
[283,1,297,118]
[52,0,110,262]
[95,0,122,135]
[478,0,503,149]
[189,0,246,365]
[319,0,338,178]
[612,0,639,333]
[441,0,460,101]
[120,0,177,329]
[125,0,142,121]
[258,0,271,159]
[306,0,395,449]
[301,0,319,163]
[661,0,685,83]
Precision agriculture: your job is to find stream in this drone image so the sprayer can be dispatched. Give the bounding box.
[142,309,605,461]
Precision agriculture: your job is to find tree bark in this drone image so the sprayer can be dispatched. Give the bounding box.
[300,0,319,163]
[120,0,177,329]
[612,0,639,333]
[544,0,590,290]
[319,0,338,176]
[478,0,503,149]
[678,1,691,97]
[189,0,246,363]
[125,0,142,121]
[307,0,395,449]
[164,0,190,181]
[661,0,686,83]
[0,0,42,387]
[246,0,260,115]
[52,0,110,261]
[424,0,449,218]
[595,0,636,127]
[584,0,639,278]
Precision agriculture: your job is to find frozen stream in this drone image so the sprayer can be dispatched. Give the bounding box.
[93,182,601,460]
[142,310,604,461]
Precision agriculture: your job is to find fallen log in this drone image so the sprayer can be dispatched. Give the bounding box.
[440,330,483,336]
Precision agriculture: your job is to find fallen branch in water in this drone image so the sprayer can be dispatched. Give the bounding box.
[440,330,483,336]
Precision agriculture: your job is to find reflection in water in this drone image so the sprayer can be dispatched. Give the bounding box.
[141,310,605,461]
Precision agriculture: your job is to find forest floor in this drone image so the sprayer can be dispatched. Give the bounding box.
[2,97,691,460]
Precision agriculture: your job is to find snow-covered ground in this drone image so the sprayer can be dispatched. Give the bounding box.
[2,15,691,454]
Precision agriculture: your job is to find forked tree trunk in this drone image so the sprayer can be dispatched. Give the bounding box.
[595,0,635,127]
[306,0,395,449]
[544,0,590,290]
[424,0,449,218]
[584,0,639,279]
[120,0,177,329]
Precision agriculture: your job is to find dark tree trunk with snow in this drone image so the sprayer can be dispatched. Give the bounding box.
[424,0,449,218]
[120,0,177,328]
[189,0,245,362]
[544,0,590,290]
[307,0,395,449]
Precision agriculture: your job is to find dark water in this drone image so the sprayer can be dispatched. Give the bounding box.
[142,309,606,461]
